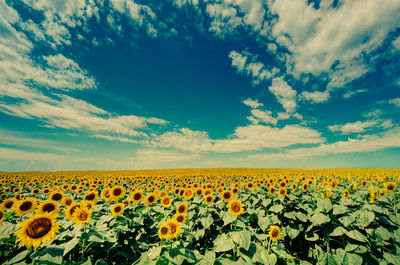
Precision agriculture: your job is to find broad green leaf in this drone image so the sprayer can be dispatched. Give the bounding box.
[375,226,391,242]
[310,212,330,226]
[222,212,236,227]
[262,199,272,207]
[269,204,284,213]
[295,212,308,222]
[389,214,400,225]
[357,211,375,227]
[214,233,235,252]
[339,215,355,226]
[383,252,400,264]
[201,215,213,229]
[333,205,348,215]
[258,216,269,231]
[231,230,251,251]
[57,237,80,256]
[305,232,319,241]
[347,253,363,265]
[330,226,347,237]
[31,247,64,265]
[0,222,16,240]
[195,229,205,240]
[317,198,332,213]
[284,212,297,220]
[261,252,277,265]
[198,251,215,265]
[346,230,367,242]
[287,226,300,239]
[3,249,30,265]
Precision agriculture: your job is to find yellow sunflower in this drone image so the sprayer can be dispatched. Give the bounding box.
[204,194,214,205]
[184,189,194,200]
[110,185,126,200]
[65,203,81,220]
[278,187,287,197]
[15,198,37,216]
[83,191,98,203]
[386,182,396,192]
[221,190,233,202]
[73,208,92,225]
[101,188,111,201]
[228,199,244,216]
[158,223,170,239]
[2,198,15,211]
[122,199,130,207]
[166,219,181,239]
[131,190,144,204]
[37,200,59,214]
[111,203,125,217]
[49,191,64,202]
[14,212,60,248]
[174,213,187,224]
[161,196,172,208]
[268,226,282,242]
[144,193,157,206]
[176,202,188,215]
[343,188,350,199]
[62,196,74,207]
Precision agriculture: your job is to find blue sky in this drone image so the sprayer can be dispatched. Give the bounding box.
[0,0,400,171]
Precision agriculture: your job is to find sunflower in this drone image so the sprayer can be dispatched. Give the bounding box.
[159,191,167,198]
[82,201,95,211]
[122,199,130,207]
[203,189,212,196]
[100,188,111,201]
[184,189,194,200]
[49,191,64,202]
[268,226,282,242]
[14,212,60,248]
[2,198,15,210]
[73,208,92,225]
[278,187,287,197]
[302,183,309,192]
[386,182,396,192]
[37,200,58,214]
[343,188,350,199]
[269,187,276,196]
[204,195,214,205]
[176,202,188,214]
[0,210,5,222]
[228,199,244,216]
[325,187,332,198]
[232,187,239,195]
[15,198,37,216]
[111,203,125,217]
[221,190,233,202]
[65,203,81,220]
[83,191,98,203]
[161,196,172,208]
[131,190,144,203]
[166,219,181,239]
[110,185,126,200]
[174,213,187,224]
[144,193,157,206]
[195,188,203,197]
[62,196,74,207]
[158,223,170,239]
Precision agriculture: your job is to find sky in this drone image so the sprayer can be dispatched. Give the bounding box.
[0,0,400,171]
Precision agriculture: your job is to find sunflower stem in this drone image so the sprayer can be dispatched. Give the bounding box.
[266,238,272,255]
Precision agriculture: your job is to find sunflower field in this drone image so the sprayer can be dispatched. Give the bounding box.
[0,168,400,265]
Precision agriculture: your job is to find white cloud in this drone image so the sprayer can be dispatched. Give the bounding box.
[389,98,400,107]
[269,77,297,112]
[229,50,272,84]
[248,109,277,125]
[269,0,400,91]
[249,127,400,161]
[301,90,330,103]
[343,89,367,99]
[328,120,379,134]
[151,124,323,153]
[392,36,400,50]
[130,149,201,163]
[0,147,66,161]
[242,98,263,109]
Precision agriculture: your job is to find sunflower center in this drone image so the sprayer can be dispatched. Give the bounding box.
[170,224,177,233]
[69,205,80,215]
[163,198,170,204]
[79,212,88,221]
[115,206,121,212]
[52,193,62,201]
[161,227,168,235]
[178,205,185,213]
[388,184,394,190]
[133,193,142,200]
[206,196,212,202]
[113,188,122,196]
[26,217,52,239]
[223,193,231,199]
[65,198,72,206]
[177,216,184,222]
[148,196,155,203]
[85,193,95,201]
[5,201,14,209]
[232,203,240,212]
[271,229,278,238]
[20,201,33,211]
[43,203,55,213]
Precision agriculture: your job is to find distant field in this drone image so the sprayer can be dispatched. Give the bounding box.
[0,168,399,264]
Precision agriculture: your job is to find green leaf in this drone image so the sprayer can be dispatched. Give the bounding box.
[389,214,400,225]
[4,249,31,265]
[0,222,16,240]
[357,211,375,227]
[258,216,269,231]
[346,230,367,242]
[383,252,400,264]
[375,227,391,242]
[330,227,347,237]
[201,215,213,229]
[198,251,215,265]
[347,253,363,265]
[222,212,236,227]
[287,226,300,239]
[310,212,330,226]
[284,212,297,220]
[214,233,235,252]
[339,215,355,226]
[269,204,284,213]
[333,205,348,215]
[195,229,205,240]
[31,247,64,265]
[261,252,277,265]
[262,199,272,207]
[57,237,80,256]
[305,232,319,241]
[295,212,308,222]
[317,198,332,213]
[231,230,251,251]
